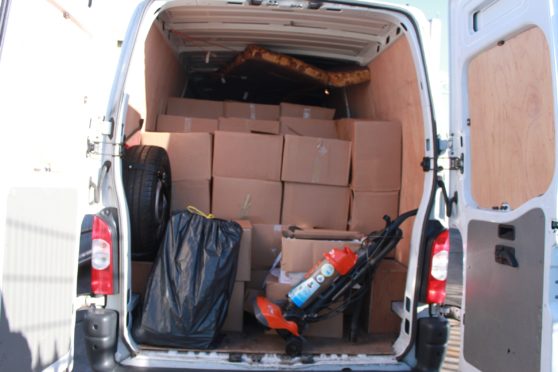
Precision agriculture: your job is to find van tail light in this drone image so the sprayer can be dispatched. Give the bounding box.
[426,229,450,304]
[91,215,114,295]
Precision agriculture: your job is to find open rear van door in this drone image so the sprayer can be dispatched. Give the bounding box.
[449,0,558,370]
[0,1,98,370]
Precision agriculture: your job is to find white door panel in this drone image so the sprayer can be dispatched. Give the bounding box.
[0,1,94,370]
[450,0,558,371]
[1,179,82,371]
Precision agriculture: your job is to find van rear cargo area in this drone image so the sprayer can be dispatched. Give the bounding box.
[121,1,429,364]
[140,317,396,355]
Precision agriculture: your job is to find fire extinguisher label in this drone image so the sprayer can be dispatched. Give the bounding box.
[320,263,335,277]
[288,277,320,308]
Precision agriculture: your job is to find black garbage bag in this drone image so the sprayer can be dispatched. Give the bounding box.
[133,209,243,349]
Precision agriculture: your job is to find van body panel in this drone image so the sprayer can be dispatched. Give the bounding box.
[449,0,558,370]
[0,0,96,369]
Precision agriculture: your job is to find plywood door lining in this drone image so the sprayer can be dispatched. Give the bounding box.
[468,26,555,209]
[346,36,425,266]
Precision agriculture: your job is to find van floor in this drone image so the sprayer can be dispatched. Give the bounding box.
[138,315,396,355]
[209,330,395,355]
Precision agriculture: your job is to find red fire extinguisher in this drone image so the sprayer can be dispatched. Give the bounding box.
[287,247,358,309]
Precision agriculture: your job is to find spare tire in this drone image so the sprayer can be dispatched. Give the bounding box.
[124,145,171,261]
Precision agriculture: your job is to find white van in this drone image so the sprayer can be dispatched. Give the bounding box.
[0,0,556,371]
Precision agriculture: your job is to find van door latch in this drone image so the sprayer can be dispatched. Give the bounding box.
[421,154,464,173]
[495,245,519,268]
[437,178,458,217]
[75,294,106,310]
[446,153,464,173]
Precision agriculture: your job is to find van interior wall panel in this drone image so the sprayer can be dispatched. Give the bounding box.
[345,37,425,266]
[128,25,186,133]
[124,105,142,139]
[468,26,555,209]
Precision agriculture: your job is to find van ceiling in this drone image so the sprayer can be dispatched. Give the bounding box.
[156,2,404,73]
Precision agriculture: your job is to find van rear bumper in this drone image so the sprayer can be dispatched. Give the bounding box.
[413,316,450,372]
[114,362,412,372]
[83,307,119,371]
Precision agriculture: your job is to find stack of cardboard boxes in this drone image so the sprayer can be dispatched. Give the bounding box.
[264,104,354,338]
[133,97,407,337]
[143,97,220,212]
[336,119,407,334]
[211,102,284,332]
[279,103,351,230]
[336,119,402,233]
[222,219,252,332]
[245,223,283,312]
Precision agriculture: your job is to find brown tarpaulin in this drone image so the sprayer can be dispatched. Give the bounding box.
[221,45,370,88]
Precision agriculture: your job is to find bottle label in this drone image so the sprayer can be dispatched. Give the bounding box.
[320,263,335,277]
[288,277,320,308]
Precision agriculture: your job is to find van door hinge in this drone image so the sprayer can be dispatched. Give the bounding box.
[91,117,114,137]
[87,117,115,156]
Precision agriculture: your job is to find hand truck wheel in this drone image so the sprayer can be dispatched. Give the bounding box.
[285,335,303,356]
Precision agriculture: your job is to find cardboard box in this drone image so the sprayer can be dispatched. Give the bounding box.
[265,273,292,304]
[166,97,224,118]
[224,101,280,120]
[280,102,335,119]
[141,132,212,181]
[367,259,407,334]
[264,274,343,338]
[235,220,252,282]
[279,270,305,285]
[171,180,211,212]
[213,131,283,181]
[349,191,399,234]
[281,236,361,273]
[247,269,269,289]
[131,261,153,299]
[282,183,350,230]
[282,135,351,186]
[336,119,402,191]
[223,281,245,332]
[305,314,343,338]
[157,114,218,133]
[252,224,283,269]
[218,117,280,135]
[244,288,264,314]
[280,117,338,139]
[283,228,363,241]
[212,177,282,224]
